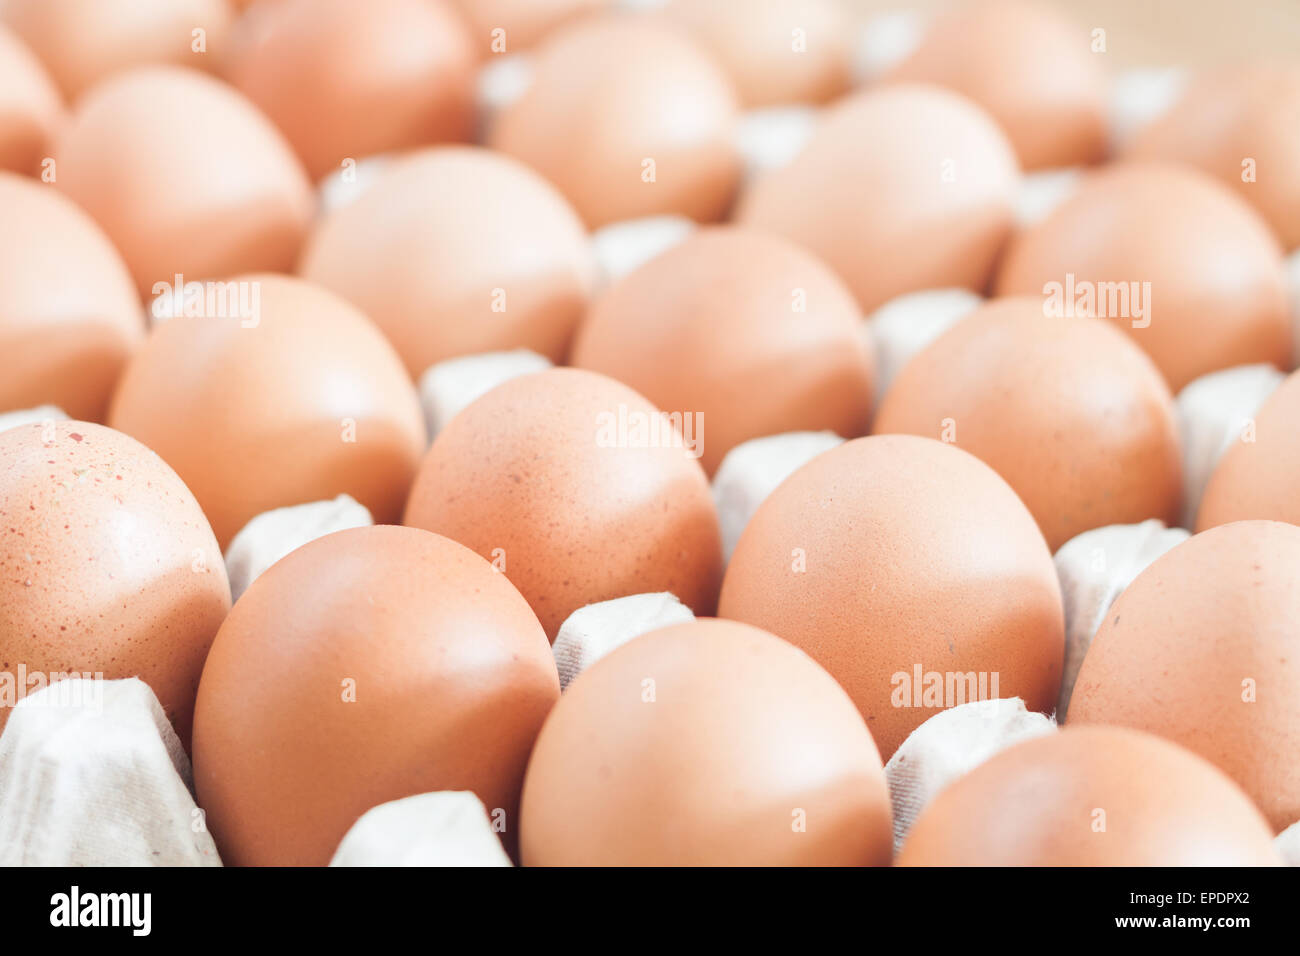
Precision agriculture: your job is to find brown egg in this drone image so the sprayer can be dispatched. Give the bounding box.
[404,367,722,639]
[193,525,558,866]
[446,0,607,54]
[487,15,741,228]
[1198,371,1300,530]
[661,0,852,107]
[108,274,425,548]
[1069,520,1300,831]
[0,173,142,421]
[719,435,1063,758]
[736,84,1019,313]
[1126,63,1300,250]
[996,162,1290,391]
[882,0,1107,170]
[2,0,233,100]
[299,147,596,377]
[521,618,893,866]
[898,726,1280,866]
[0,22,60,175]
[874,297,1181,551]
[0,421,230,745]
[571,227,873,475]
[221,0,477,181]
[52,66,313,297]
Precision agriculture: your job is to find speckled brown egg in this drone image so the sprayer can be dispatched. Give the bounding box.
[221,0,478,181]
[882,0,1107,170]
[736,84,1020,313]
[0,22,60,175]
[2,0,233,100]
[1069,520,1300,832]
[996,162,1290,391]
[0,172,142,421]
[403,367,722,640]
[299,147,596,377]
[1197,370,1300,530]
[898,726,1281,866]
[1126,62,1300,250]
[52,66,313,297]
[571,227,873,475]
[719,435,1063,758]
[0,421,230,745]
[487,15,741,228]
[446,0,607,53]
[874,297,1181,551]
[192,525,558,866]
[520,618,893,866]
[108,274,425,548]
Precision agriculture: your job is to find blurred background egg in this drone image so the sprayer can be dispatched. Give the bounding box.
[299,147,596,377]
[193,525,558,865]
[52,66,313,297]
[487,15,742,227]
[0,421,230,745]
[1197,370,1300,529]
[108,274,425,547]
[1069,520,1300,832]
[0,173,142,421]
[719,435,1063,758]
[898,726,1280,865]
[874,296,1181,550]
[221,0,478,181]
[736,84,1020,313]
[1,0,233,100]
[996,161,1291,390]
[0,22,60,174]
[571,227,873,474]
[404,367,722,639]
[521,618,893,865]
[446,0,607,54]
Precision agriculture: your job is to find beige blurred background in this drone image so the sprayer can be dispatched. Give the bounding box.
[853,0,1300,67]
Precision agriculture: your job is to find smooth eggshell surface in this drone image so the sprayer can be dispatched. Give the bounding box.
[1069,520,1300,832]
[192,525,558,866]
[403,367,723,640]
[571,227,874,475]
[898,726,1281,866]
[0,22,61,175]
[0,173,143,422]
[0,421,230,745]
[521,618,893,866]
[874,297,1182,551]
[736,84,1020,313]
[108,274,425,548]
[719,435,1064,758]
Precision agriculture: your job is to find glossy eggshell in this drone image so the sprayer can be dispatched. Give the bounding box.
[0,173,143,421]
[898,726,1281,866]
[571,227,874,475]
[487,15,741,228]
[0,22,61,175]
[403,367,723,640]
[736,84,1020,313]
[299,147,596,377]
[1,0,233,100]
[661,0,852,107]
[1126,63,1300,250]
[1068,520,1300,832]
[719,435,1063,758]
[221,0,478,181]
[0,421,230,745]
[874,297,1181,551]
[108,274,425,548]
[447,0,607,53]
[192,525,558,866]
[1197,371,1300,530]
[52,66,313,297]
[882,0,1107,170]
[995,162,1290,391]
[520,618,893,866]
